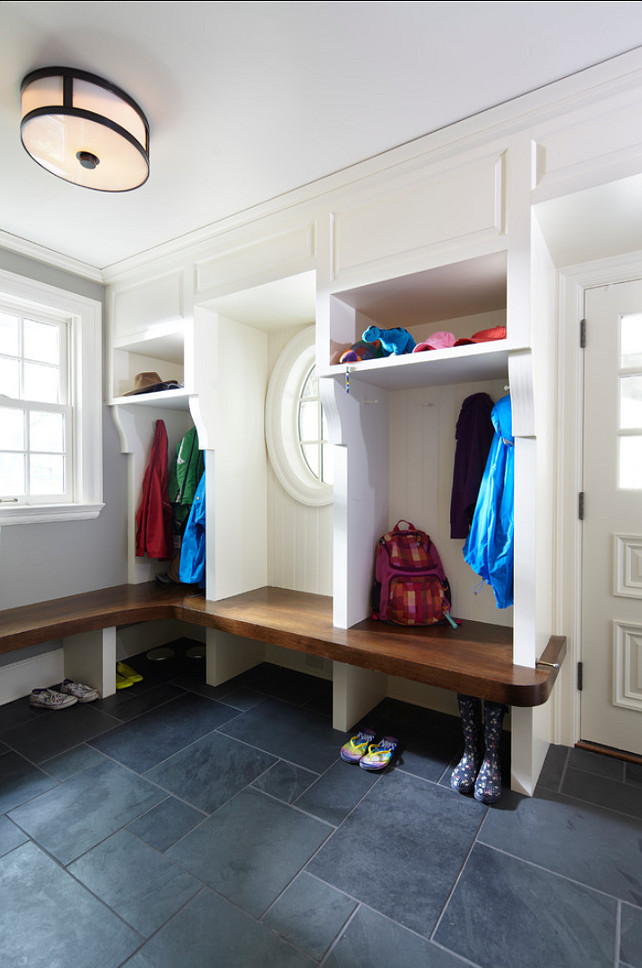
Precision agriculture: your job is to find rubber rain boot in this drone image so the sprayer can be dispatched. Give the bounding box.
[474,701,507,804]
[451,694,483,794]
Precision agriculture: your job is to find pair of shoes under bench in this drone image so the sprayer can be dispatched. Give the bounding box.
[116,662,144,689]
[340,729,399,771]
[29,679,99,709]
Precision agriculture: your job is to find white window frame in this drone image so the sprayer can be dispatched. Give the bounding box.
[265,326,333,507]
[0,269,103,526]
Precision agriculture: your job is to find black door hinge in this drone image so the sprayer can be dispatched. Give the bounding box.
[580,318,587,348]
[578,492,585,520]
[577,661,584,691]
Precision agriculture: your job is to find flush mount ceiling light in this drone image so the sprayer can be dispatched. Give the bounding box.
[20,66,149,192]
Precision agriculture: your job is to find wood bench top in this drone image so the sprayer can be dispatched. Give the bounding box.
[0,583,565,707]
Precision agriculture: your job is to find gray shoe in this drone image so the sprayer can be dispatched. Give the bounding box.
[58,679,99,703]
[30,688,78,710]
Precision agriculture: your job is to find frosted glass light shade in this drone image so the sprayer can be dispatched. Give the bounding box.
[20,67,149,192]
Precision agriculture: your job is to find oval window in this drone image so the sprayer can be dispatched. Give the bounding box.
[265,327,333,506]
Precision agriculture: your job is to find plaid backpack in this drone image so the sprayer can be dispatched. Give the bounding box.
[371,520,455,627]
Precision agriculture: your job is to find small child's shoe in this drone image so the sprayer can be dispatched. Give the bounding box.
[340,728,376,763]
[359,736,398,772]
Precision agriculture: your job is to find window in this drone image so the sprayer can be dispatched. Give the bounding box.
[619,312,642,489]
[265,327,333,506]
[297,363,333,486]
[0,269,103,525]
[0,307,71,502]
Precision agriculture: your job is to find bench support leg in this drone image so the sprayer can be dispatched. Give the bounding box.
[205,629,264,686]
[63,627,116,698]
[332,662,386,732]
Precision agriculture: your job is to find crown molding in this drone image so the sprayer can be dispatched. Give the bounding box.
[0,229,104,284]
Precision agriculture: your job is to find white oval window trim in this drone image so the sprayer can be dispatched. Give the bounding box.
[265,326,333,507]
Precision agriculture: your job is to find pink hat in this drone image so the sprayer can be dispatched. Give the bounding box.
[412,331,456,353]
[454,326,506,347]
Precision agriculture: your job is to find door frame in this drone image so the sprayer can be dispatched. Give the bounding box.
[556,250,642,749]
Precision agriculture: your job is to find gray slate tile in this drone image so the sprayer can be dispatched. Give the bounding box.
[295,758,379,825]
[480,787,642,904]
[96,682,187,722]
[534,743,568,793]
[122,888,311,968]
[561,766,642,820]
[220,697,344,772]
[434,843,617,968]
[127,796,206,852]
[0,815,28,856]
[263,871,357,961]
[0,702,120,763]
[89,692,238,772]
[69,829,201,937]
[144,730,277,813]
[41,742,108,780]
[307,770,484,937]
[568,747,626,781]
[251,759,319,804]
[0,842,140,968]
[621,903,642,968]
[168,786,330,917]
[9,758,165,864]
[325,905,466,968]
[0,749,58,813]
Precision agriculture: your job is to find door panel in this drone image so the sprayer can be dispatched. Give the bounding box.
[581,281,642,755]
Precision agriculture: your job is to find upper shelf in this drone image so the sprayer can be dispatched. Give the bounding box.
[326,339,511,390]
[110,387,192,410]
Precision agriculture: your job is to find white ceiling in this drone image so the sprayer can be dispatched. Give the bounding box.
[1,1,642,273]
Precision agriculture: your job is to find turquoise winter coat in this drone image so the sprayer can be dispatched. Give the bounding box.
[463,394,514,609]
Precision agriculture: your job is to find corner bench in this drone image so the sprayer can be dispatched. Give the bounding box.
[0,582,566,728]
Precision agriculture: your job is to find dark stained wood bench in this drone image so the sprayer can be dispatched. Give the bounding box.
[0,582,565,707]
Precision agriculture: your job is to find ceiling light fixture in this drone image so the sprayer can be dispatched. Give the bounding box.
[20,66,149,192]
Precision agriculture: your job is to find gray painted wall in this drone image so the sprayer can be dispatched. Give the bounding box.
[0,248,128,609]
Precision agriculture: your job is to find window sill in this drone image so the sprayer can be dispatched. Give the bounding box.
[0,503,105,526]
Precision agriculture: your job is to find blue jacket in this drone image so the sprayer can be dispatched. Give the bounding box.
[463,395,514,608]
[179,470,206,586]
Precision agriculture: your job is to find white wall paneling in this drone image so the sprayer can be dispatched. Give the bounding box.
[331,151,506,280]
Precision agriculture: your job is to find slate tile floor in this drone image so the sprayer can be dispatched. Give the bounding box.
[0,639,640,968]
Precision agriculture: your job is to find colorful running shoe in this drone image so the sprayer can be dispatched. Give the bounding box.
[340,727,377,763]
[359,736,398,771]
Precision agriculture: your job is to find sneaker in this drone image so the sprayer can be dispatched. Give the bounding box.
[359,736,399,772]
[58,678,99,703]
[340,727,377,763]
[30,688,78,710]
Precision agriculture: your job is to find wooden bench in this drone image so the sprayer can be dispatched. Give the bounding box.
[0,582,566,728]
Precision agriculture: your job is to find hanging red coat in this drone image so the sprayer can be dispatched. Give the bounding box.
[135,420,173,560]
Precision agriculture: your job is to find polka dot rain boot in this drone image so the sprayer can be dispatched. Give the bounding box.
[474,701,507,804]
[451,694,483,795]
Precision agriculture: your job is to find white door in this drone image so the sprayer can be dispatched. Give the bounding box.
[581,280,642,755]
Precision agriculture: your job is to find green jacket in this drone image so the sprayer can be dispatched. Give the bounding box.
[168,427,205,529]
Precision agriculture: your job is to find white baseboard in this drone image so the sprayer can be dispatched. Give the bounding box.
[0,649,64,705]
